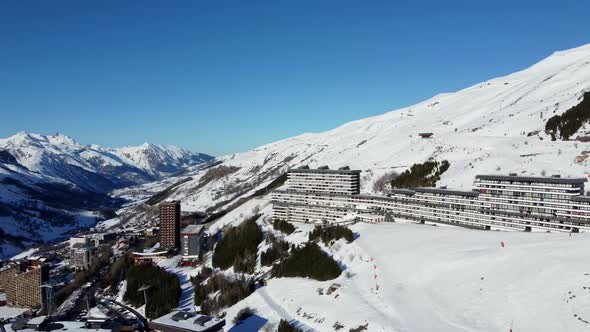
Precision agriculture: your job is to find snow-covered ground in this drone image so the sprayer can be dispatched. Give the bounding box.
[224,222,590,331]
[0,307,28,320]
[207,198,270,234]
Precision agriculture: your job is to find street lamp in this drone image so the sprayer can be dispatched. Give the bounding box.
[138,285,151,319]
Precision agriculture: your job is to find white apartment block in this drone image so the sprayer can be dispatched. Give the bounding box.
[272,168,590,233]
[69,245,95,270]
[286,168,360,195]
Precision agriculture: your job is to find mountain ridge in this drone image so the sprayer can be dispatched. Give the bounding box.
[0,131,214,188]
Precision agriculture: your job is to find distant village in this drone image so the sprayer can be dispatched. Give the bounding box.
[0,201,225,332]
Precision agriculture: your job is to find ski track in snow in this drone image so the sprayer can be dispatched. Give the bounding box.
[257,287,318,332]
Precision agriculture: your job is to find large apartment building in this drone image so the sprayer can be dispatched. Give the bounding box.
[272,168,590,233]
[286,167,361,195]
[474,174,590,231]
[0,260,49,308]
[160,201,181,249]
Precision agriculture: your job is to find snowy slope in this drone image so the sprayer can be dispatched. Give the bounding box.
[116,143,212,177]
[228,221,590,331]
[122,43,590,219]
[155,198,590,331]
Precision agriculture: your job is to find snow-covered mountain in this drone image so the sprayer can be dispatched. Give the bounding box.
[119,43,590,222]
[0,132,213,257]
[0,132,214,191]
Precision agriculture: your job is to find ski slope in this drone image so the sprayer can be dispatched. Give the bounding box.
[227,222,590,331]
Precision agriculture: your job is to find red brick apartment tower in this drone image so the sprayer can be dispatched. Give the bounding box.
[0,261,49,308]
[159,201,181,249]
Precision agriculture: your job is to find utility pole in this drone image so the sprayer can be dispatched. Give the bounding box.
[86,294,91,314]
[138,285,151,320]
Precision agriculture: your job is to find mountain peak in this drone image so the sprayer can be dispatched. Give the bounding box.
[2,131,80,148]
[8,131,36,142]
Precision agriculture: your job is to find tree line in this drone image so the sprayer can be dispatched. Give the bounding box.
[309,224,354,244]
[192,272,255,315]
[546,92,590,140]
[124,265,181,319]
[212,215,262,273]
[271,242,341,281]
[391,160,450,188]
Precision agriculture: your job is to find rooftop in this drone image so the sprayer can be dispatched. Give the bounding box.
[150,310,225,332]
[571,195,590,202]
[288,168,361,175]
[475,174,587,184]
[26,316,47,326]
[415,187,480,197]
[181,225,204,234]
[3,321,114,332]
[161,201,181,206]
[390,188,416,196]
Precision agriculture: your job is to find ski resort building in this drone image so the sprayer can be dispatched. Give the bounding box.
[0,260,49,308]
[285,168,361,195]
[180,225,205,260]
[271,168,590,233]
[160,201,181,250]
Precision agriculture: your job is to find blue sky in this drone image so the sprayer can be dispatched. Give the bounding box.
[1,1,588,156]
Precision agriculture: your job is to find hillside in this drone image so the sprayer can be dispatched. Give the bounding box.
[116,43,590,225]
[0,132,213,257]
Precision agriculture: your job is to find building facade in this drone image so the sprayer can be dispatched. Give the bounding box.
[286,168,361,195]
[181,225,204,259]
[0,261,49,308]
[70,245,95,270]
[160,201,181,249]
[272,168,590,233]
